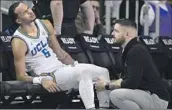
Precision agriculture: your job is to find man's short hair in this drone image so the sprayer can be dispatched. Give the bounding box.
[8,2,20,23]
[115,19,137,29]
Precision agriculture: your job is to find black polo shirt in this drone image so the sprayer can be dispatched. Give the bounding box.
[121,38,170,102]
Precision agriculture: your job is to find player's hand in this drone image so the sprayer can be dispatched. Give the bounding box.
[113,78,123,86]
[95,77,106,91]
[41,78,60,93]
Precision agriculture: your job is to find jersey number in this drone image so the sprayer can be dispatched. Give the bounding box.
[42,49,51,58]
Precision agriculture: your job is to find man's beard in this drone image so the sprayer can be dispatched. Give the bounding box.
[114,37,125,46]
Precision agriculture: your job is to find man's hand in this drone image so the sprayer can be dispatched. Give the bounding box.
[95,78,123,91]
[95,77,107,91]
[112,78,123,87]
[41,78,60,93]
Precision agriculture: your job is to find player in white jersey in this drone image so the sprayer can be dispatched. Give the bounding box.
[9,2,110,109]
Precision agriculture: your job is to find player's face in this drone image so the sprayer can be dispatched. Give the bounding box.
[15,3,36,25]
[111,24,125,45]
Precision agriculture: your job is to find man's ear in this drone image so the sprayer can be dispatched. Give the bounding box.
[125,31,129,37]
[16,19,21,24]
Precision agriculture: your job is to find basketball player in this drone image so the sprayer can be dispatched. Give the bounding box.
[9,2,110,109]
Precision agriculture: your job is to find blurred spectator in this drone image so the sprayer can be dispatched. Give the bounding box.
[75,10,87,35]
[168,0,172,6]
[50,0,95,37]
[116,0,144,35]
[140,0,172,39]
[75,0,105,36]
[111,0,123,22]
[91,0,105,36]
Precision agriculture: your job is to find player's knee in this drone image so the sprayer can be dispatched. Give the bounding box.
[102,68,109,75]
[77,68,92,81]
[110,91,120,104]
[100,68,110,79]
[110,89,126,102]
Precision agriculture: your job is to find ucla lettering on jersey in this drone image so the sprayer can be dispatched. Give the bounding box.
[31,40,49,57]
[13,19,64,75]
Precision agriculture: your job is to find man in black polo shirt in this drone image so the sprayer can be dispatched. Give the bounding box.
[50,0,95,36]
[95,19,170,109]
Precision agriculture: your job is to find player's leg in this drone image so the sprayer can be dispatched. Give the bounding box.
[53,66,95,109]
[74,64,111,108]
[74,63,110,82]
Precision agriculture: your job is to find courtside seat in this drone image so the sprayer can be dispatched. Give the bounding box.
[0,81,47,95]
[0,32,16,81]
[139,36,169,78]
[3,23,19,36]
[57,35,90,63]
[77,33,114,79]
[0,81,84,109]
[0,81,47,108]
[0,81,71,109]
[100,35,123,79]
[159,37,172,80]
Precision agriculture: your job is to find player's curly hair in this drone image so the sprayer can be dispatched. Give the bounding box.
[8,2,20,23]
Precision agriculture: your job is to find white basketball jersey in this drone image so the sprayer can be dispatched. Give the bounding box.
[13,19,64,75]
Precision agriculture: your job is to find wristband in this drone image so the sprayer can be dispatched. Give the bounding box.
[33,77,43,84]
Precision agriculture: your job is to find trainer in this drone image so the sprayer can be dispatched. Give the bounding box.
[95,19,170,109]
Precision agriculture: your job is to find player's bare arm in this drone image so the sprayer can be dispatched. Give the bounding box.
[12,37,58,93]
[42,19,75,65]
[12,37,33,82]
